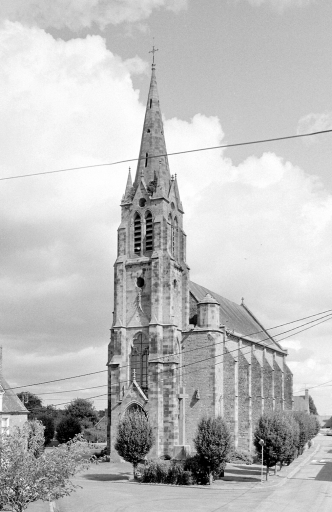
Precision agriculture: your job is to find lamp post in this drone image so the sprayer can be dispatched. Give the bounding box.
[258,439,265,483]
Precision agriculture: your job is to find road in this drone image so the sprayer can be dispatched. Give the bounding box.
[54,435,332,512]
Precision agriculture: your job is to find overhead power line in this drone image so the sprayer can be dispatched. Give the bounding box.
[53,312,332,408]
[7,308,332,400]
[1,128,331,182]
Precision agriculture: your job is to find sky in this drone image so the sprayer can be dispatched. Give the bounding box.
[0,0,332,415]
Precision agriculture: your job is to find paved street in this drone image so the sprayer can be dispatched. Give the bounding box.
[27,434,332,512]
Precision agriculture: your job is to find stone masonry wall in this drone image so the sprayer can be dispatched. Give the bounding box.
[274,360,283,411]
[284,363,293,410]
[263,357,273,411]
[223,346,236,444]
[183,330,215,450]
[238,351,250,451]
[251,353,262,432]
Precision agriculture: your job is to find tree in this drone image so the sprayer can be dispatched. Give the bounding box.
[293,411,310,455]
[16,392,43,419]
[56,416,82,444]
[193,416,233,485]
[254,411,295,478]
[36,414,55,445]
[65,398,98,428]
[114,409,154,478]
[0,420,94,512]
[309,395,318,415]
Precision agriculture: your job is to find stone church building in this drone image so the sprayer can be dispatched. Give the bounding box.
[107,62,293,459]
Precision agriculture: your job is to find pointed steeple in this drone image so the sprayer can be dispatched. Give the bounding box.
[134,64,171,197]
[122,167,134,203]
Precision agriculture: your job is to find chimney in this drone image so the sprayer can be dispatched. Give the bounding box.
[305,388,309,413]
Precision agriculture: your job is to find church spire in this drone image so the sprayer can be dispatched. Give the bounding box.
[133,62,171,197]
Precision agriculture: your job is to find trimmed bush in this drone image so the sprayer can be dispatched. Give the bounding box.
[193,416,233,484]
[254,411,295,477]
[114,410,154,478]
[293,411,310,455]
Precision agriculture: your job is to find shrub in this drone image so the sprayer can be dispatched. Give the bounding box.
[139,460,192,485]
[193,416,233,484]
[140,460,169,483]
[56,416,82,444]
[114,410,154,478]
[0,422,94,512]
[36,414,55,445]
[183,455,209,485]
[226,449,253,465]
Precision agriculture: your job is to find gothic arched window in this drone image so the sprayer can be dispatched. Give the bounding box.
[130,332,149,394]
[134,213,142,254]
[145,211,153,252]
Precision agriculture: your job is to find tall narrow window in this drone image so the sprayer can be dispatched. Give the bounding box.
[145,153,148,167]
[145,211,153,252]
[130,333,149,394]
[134,213,141,254]
[150,99,152,108]
[169,214,173,255]
[173,217,178,257]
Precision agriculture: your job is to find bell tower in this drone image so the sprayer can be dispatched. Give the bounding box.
[107,60,190,458]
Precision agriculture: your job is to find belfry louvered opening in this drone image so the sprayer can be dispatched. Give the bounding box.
[145,211,153,252]
[134,213,142,254]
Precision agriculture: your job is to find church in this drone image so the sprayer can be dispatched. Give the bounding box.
[107,61,293,459]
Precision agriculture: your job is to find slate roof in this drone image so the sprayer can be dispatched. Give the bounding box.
[189,281,286,353]
[0,374,28,414]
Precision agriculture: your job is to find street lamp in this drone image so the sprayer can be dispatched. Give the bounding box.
[258,439,265,483]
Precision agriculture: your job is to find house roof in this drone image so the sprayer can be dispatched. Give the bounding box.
[0,374,28,414]
[189,281,286,353]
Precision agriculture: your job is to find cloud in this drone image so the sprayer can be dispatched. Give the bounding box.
[244,0,312,10]
[1,22,332,414]
[297,112,332,142]
[0,0,188,31]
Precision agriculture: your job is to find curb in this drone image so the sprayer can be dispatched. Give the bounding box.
[286,443,320,480]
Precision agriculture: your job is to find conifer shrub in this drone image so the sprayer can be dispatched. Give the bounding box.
[114,409,154,478]
[193,416,233,484]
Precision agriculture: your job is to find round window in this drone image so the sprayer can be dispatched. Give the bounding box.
[139,198,146,207]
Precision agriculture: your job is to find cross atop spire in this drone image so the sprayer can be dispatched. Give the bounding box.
[149,43,158,66]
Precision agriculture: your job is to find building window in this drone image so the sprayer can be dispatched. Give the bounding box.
[1,416,9,435]
[130,333,149,395]
[173,217,178,257]
[168,214,173,255]
[134,213,142,254]
[145,153,148,167]
[145,211,153,252]
[150,99,152,108]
